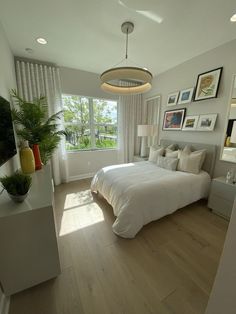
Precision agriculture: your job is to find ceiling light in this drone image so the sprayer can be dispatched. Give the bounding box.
[100,22,152,95]
[230,13,236,22]
[36,37,47,45]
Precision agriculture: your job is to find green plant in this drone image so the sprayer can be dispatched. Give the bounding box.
[0,171,32,195]
[11,89,66,164]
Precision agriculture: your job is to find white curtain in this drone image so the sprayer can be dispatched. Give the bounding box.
[118,82,144,163]
[145,96,160,147]
[15,59,68,185]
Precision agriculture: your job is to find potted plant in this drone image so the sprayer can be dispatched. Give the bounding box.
[10,89,66,166]
[0,171,32,203]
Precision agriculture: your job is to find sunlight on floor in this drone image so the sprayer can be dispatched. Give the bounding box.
[59,189,104,236]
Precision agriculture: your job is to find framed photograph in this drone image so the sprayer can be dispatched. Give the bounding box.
[178,88,194,104]
[163,108,186,130]
[182,115,199,131]
[167,91,179,106]
[197,114,217,131]
[194,67,223,101]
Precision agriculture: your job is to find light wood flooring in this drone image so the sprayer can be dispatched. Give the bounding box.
[9,179,228,314]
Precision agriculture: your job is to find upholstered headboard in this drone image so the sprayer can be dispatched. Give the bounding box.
[160,139,217,177]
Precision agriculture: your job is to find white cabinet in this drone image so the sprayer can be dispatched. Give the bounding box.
[208,176,236,220]
[0,165,61,296]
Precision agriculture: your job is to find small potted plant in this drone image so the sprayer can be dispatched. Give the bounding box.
[0,171,32,203]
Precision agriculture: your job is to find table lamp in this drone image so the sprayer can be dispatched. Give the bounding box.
[137,124,158,157]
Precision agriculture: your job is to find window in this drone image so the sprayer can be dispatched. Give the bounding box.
[62,94,118,151]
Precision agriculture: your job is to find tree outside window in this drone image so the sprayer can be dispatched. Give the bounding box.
[62,95,117,151]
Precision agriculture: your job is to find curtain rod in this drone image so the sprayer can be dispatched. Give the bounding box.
[15,56,57,67]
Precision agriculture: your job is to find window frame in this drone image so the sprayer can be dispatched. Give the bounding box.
[62,93,118,152]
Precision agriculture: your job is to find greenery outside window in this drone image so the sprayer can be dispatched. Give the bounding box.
[62,95,118,151]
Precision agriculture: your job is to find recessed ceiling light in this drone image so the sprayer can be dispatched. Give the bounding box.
[230,13,236,22]
[25,48,33,53]
[36,37,47,45]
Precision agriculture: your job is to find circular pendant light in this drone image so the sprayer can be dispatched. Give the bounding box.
[100,22,153,95]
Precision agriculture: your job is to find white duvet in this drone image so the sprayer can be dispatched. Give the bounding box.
[91,161,211,238]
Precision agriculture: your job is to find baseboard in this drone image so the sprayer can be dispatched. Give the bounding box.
[0,293,10,314]
[68,172,95,182]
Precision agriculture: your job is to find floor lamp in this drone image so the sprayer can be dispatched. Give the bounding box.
[137,125,157,157]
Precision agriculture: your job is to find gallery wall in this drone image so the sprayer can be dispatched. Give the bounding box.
[145,39,236,177]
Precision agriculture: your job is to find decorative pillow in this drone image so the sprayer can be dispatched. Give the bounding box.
[157,156,178,171]
[177,147,206,174]
[148,146,164,162]
[165,149,179,158]
[166,144,176,150]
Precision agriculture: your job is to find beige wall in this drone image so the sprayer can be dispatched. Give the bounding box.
[60,66,118,180]
[145,39,236,177]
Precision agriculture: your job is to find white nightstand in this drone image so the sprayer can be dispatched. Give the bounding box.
[208,176,236,220]
[133,155,148,162]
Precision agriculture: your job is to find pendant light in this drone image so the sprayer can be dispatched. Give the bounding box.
[100,22,153,95]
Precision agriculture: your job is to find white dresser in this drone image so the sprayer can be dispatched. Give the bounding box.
[208,176,236,220]
[0,165,61,295]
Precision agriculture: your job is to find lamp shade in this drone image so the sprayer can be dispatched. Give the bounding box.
[137,125,157,137]
[230,121,236,143]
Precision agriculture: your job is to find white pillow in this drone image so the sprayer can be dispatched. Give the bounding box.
[177,147,206,174]
[157,156,178,171]
[148,147,164,162]
[165,149,179,158]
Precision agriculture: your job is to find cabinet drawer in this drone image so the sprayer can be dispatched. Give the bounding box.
[208,194,233,219]
[211,180,236,201]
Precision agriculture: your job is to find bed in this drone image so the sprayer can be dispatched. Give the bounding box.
[91,140,217,238]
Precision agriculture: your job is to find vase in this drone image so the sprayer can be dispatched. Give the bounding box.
[20,141,35,174]
[32,144,42,170]
[8,192,29,203]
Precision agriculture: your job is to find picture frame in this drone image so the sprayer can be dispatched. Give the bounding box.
[178,88,194,105]
[167,91,179,106]
[194,67,223,101]
[182,115,199,131]
[197,113,217,131]
[163,108,186,131]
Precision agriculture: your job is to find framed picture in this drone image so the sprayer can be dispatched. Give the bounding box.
[197,114,217,131]
[163,108,186,130]
[178,88,194,104]
[194,67,223,101]
[182,115,199,131]
[167,91,179,106]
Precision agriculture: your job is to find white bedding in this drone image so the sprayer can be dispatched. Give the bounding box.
[91,161,211,238]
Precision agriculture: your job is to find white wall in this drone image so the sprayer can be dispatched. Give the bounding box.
[145,39,236,177]
[205,198,236,314]
[0,21,17,314]
[60,67,118,179]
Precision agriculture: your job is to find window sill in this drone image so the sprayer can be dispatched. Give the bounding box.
[66,148,118,154]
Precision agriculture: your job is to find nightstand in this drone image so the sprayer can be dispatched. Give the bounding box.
[133,155,148,162]
[208,176,236,220]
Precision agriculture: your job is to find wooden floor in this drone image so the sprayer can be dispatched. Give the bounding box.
[9,179,228,314]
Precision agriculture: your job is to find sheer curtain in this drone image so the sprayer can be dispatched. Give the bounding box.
[118,82,144,163]
[15,59,68,185]
[145,96,161,147]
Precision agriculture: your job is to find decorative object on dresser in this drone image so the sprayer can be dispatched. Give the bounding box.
[137,124,158,157]
[178,88,194,104]
[182,115,199,131]
[197,113,217,131]
[11,90,66,166]
[167,91,179,106]
[19,140,35,174]
[0,170,32,203]
[208,176,236,220]
[194,67,223,101]
[163,108,186,130]
[0,165,61,295]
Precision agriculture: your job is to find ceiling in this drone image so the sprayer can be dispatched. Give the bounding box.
[1,0,236,77]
